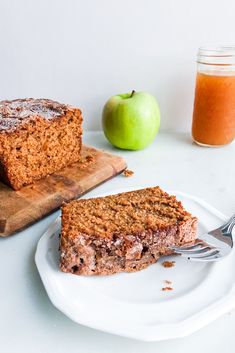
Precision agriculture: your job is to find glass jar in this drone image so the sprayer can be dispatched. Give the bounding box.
[192,47,235,146]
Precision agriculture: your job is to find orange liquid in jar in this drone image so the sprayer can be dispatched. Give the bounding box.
[192,73,235,146]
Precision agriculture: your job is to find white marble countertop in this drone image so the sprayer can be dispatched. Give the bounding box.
[1,131,235,353]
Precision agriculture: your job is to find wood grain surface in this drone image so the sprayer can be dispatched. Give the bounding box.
[0,145,127,237]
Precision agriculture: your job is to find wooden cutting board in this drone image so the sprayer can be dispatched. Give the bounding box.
[0,145,127,237]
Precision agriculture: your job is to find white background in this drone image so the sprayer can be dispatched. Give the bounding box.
[1,0,235,131]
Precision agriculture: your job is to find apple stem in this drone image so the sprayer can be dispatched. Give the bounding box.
[130,90,135,98]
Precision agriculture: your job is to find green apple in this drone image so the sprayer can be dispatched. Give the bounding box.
[102,90,160,150]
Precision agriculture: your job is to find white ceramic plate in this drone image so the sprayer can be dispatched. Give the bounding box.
[35,187,235,341]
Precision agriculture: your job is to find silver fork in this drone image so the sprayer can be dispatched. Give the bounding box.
[171,214,235,262]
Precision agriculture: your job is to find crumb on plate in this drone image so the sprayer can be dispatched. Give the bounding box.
[162,286,173,291]
[162,260,175,268]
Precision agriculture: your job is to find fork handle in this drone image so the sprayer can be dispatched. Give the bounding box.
[221,214,235,233]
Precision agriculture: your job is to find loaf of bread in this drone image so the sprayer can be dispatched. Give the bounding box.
[0,98,82,190]
[60,186,197,275]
